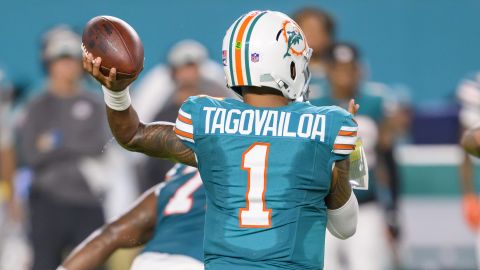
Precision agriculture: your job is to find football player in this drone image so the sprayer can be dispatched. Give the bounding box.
[457,71,480,267]
[58,164,205,270]
[83,11,360,270]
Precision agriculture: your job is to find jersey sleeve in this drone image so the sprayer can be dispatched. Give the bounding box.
[331,113,358,158]
[174,98,196,151]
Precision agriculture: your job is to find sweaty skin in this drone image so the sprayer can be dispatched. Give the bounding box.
[82,53,358,210]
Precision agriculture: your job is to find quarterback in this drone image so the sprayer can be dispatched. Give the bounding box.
[83,10,359,270]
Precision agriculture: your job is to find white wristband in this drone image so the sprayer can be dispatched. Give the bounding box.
[102,85,132,111]
[56,266,68,270]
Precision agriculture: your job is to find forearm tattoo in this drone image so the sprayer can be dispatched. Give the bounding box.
[325,158,352,209]
[125,122,197,167]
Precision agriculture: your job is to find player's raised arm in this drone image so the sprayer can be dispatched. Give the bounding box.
[327,99,360,199]
[59,186,158,270]
[324,105,360,239]
[83,54,196,166]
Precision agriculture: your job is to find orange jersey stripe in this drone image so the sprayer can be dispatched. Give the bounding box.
[234,13,256,85]
[333,144,356,150]
[178,115,192,125]
[338,130,357,137]
[174,128,193,139]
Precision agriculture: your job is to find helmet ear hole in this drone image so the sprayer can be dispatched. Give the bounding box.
[290,61,296,80]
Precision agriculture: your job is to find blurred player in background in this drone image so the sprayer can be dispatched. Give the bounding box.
[457,71,480,267]
[310,42,394,270]
[135,40,226,190]
[59,164,205,270]
[293,7,335,100]
[17,26,110,270]
[133,39,226,123]
[0,68,31,270]
[83,10,360,270]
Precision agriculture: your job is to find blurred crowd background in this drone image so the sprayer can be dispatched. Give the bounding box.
[1,0,480,269]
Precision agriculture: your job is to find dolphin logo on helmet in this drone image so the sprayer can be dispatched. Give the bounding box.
[280,20,307,59]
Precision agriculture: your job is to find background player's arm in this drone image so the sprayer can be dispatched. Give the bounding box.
[460,152,476,194]
[459,125,480,229]
[60,187,158,270]
[461,126,480,158]
[83,54,197,166]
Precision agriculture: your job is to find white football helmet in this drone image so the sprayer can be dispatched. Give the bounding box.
[222,10,313,100]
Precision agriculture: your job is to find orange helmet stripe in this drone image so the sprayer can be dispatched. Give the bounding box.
[228,15,245,86]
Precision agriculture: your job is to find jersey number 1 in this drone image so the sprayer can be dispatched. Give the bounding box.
[240,143,272,228]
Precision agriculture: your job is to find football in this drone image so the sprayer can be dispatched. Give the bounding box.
[82,15,144,79]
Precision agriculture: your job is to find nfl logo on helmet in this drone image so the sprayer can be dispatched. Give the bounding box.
[251,52,259,63]
[222,50,228,66]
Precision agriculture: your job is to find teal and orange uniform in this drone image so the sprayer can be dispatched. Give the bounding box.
[174,96,358,270]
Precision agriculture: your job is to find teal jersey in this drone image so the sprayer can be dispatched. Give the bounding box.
[310,82,388,203]
[143,164,206,261]
[174,96,358,270]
